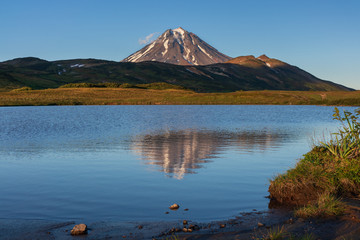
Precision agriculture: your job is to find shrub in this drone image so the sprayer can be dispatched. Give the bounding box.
[103,82,122,88]
[119,83,139,88]
[136,82,185,90]
[320,107,360,159]
[59,83,100,88]
[11,86,33,91]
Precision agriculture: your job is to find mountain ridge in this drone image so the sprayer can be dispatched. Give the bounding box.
[0,55,353,92]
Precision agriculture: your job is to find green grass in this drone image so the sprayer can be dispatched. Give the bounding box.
[0,88,360,106]
[294,193,345,218]
[269,145,360,206]
[269,107,360,216]
[266,225,288,240]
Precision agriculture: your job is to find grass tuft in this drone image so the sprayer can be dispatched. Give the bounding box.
[320,107,360,160]
[266,225,287,240]
[291,233,316,240]
[256,225,316,240]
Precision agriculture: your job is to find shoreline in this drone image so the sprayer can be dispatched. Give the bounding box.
[0,209,290,240]
[2,200,360,240]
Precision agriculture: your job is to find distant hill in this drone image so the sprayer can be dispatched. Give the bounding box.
[0,56,352,92]
[224,54,350,91]
[122,27,231,65]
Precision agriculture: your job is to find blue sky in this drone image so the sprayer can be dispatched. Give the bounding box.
[1,0,359,89]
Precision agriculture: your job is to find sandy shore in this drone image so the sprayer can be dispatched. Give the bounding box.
[2,199,360,240]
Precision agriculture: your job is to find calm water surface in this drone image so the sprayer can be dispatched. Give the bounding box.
[0,105,354,222]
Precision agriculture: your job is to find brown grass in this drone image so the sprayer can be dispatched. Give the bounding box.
[0,88,360,106]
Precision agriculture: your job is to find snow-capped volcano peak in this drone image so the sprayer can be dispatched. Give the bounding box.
[172,27,186,35]
[122,27,231,65]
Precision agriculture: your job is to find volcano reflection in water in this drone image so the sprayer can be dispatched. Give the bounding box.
[131,129,290,179]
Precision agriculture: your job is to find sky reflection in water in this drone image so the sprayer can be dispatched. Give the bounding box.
[0,105,353,222]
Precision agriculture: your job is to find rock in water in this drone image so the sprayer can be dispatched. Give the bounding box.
[71,224,88,235]
[169,203,180,210]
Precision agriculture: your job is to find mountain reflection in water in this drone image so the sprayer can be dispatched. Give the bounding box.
[131,129,291,179]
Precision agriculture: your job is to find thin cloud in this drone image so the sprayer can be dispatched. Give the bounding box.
[138,32,158,45]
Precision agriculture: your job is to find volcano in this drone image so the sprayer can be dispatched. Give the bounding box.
[122,27,231,65]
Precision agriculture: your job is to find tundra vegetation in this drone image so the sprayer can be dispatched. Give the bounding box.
[59,82,186,90]
[269,107,360,218]
[0,85,359,106]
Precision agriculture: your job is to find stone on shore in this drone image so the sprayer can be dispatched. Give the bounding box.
[169,203,180,210]
[70,223,88,235]
[257,222,265,227]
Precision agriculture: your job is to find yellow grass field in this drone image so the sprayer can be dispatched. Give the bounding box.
[0,88,360,106]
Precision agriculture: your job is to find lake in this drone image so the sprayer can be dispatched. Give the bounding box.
[0,105,353,222]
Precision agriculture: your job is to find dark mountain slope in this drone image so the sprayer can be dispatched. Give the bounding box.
[0,56,352,92]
